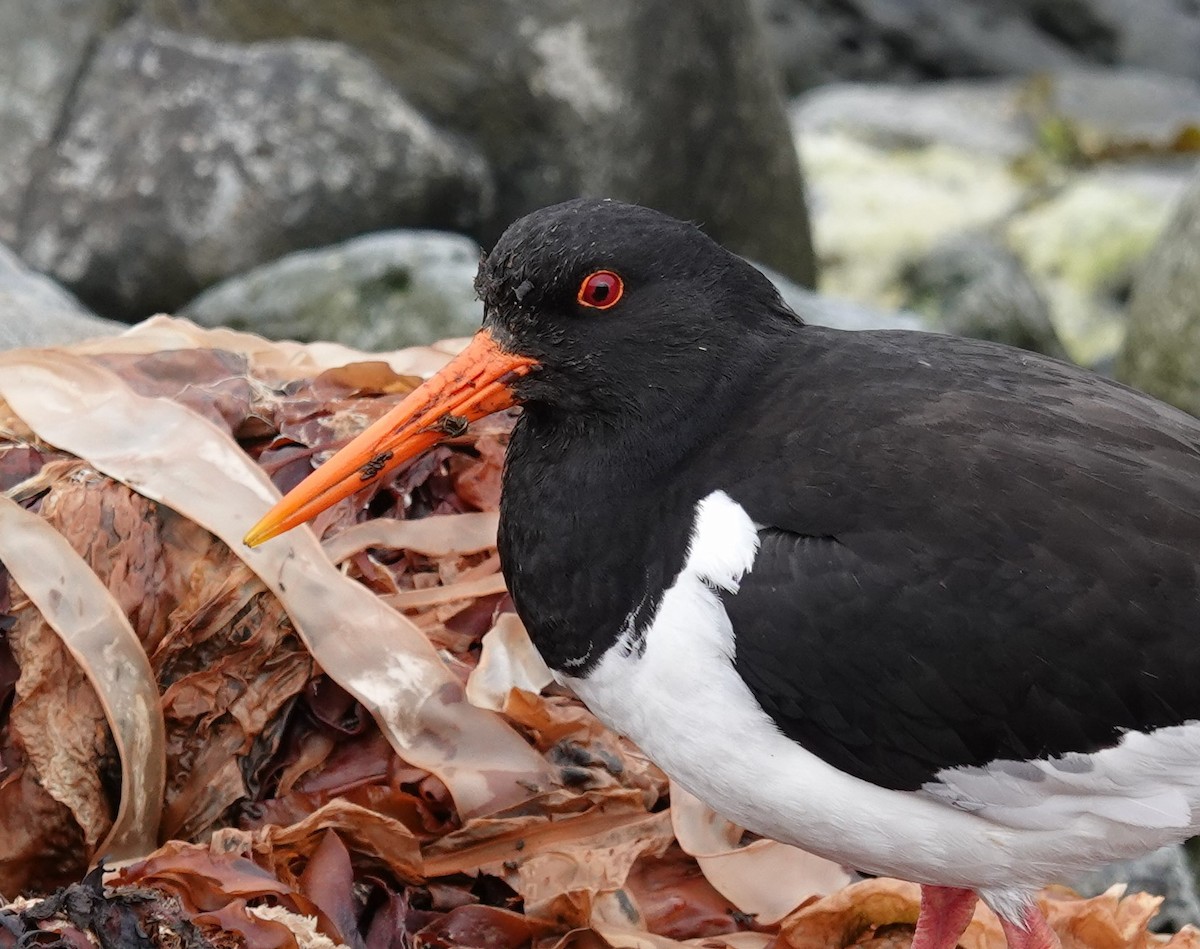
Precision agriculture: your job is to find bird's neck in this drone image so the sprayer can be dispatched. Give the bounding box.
[497,331,785,674]
[498,416,701,673]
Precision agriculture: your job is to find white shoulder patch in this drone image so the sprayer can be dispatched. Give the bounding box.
[685,490,760,593]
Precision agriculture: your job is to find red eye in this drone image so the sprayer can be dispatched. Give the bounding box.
[577,270,624,310]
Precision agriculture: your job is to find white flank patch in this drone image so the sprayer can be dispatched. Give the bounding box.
[925,723,1200,831]
[560,491,1200,919]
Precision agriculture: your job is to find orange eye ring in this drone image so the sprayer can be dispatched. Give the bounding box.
[577,270,624,310]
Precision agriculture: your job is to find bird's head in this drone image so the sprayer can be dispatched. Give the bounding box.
[244,197,792,545]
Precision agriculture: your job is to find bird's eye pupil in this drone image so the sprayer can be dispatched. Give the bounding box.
[577,270,624,310]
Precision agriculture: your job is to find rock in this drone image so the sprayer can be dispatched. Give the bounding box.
[0,243,122,350]
[794,80,1035,157]
[1073,844,1200,933]
[902,235,1066,359]
[1117,165,1200,415]
[793,85,1026,309]
[1024,69,1200,160]
[793,70,1200,163]
[141,0,815,286]
[755,262,923,333]
[793,76,1196,368]
[16,21,494,322]
[752,0,1200,95]
[182,231,484,350]
[0,0,126,247]
[1006,166,1187,367]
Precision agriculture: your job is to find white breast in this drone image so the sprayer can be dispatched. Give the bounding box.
[559,490,1200,920]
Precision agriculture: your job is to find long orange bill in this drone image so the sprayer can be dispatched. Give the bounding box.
[244,329,537,547]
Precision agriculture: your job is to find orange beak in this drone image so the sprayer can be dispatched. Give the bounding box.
[243,329,537,547]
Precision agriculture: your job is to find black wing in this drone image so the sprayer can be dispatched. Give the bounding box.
[711,327,1200,790]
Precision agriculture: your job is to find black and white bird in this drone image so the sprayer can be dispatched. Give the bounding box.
[246,198,1200,949]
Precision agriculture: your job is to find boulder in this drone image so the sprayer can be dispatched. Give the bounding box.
[755,262,922,333]
[182,231,484,350]
[0,0,126,247]
[752,0,1200,95]
[793,82,1027,310]
[1006,166,1185,367]
[1074,844,1200,933]
[1027,69,1200,160]
[141,0,816,285]
[1117,164,1200,414]
[16,22,493,322]
[793,75,1197,367]
[0,243,122,350]
[901,234,1067,360]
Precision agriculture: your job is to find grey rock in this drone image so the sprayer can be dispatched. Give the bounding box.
[793,80,1035,158]
[752,0,1200,95]
[756,263,924,332]
[0,243,122,350]
[793,76,1194,368]
[902,234,1068,360]
[1058,0,1200,86]
[0,0,126,246]
[1118,164,1200,415]
[1004,163,1190,368]
[17,21,494,322]
[182,231,485,350]
[791,81,1030,319]
[142,0,816,286]
[752,0,1080,93]
[792,70,1200,162]
[1074,844,1200,933]
[1038,69,1200,159]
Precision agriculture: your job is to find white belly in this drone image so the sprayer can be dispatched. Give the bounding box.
[560,491,1200,917]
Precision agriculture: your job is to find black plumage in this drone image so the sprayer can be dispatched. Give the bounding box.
[485,202,1200,791]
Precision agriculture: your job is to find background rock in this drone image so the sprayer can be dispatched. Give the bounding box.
[1004,166,1181,366]
[753,0,1200,95]
[1117,164,1200,414]
[140,0,815,286]
[901,234,1067,359]
[1074,845,1200,935]
[182,231,484,349]
[16,22,493,322]
[0,243,122,350]
[1026,69,1200,160]
[793,73,1198,367]
[755,262,923,332]
[792,79,1034,155]
[0,0,127,247]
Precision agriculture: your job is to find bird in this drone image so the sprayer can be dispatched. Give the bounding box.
[245,197,1200,949]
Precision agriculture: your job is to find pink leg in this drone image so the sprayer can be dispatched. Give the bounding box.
[999,904,1059,949]
[913,885,978,949]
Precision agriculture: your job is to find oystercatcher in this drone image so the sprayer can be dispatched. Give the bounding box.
[246,198,1200,949]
